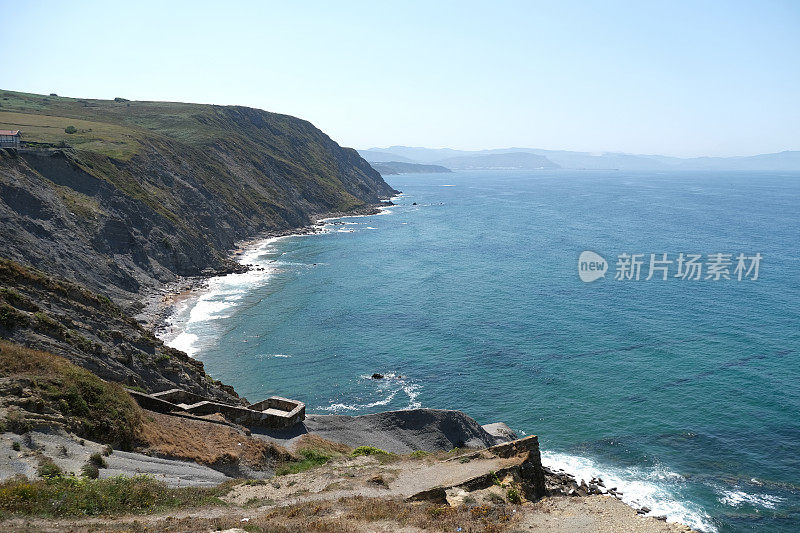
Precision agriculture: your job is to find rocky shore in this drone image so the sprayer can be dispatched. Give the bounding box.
[135,200,394,336]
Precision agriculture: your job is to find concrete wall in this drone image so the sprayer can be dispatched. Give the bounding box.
[128,389,305,429]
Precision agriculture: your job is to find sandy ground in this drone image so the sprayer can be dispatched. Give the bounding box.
[521,495,692,532]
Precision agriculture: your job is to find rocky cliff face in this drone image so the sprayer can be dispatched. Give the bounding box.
[0,92,396,311]
[0,259,240,401]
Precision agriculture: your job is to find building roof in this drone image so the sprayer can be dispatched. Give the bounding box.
[0,130,20,136]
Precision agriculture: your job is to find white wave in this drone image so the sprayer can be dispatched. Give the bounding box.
[160,241,280,355]
[322,374,422,412]
[404,383,422,409]
[440,184,456,187]
[718,489,784,509]
[321,389,401,412]
[541,450,716,532]
[161,201,396,357]
[365,226,377,230]
[256,353,291,359]
[168,331,199,357]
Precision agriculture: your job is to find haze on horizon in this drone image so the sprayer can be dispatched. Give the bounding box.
[2,0,798,158]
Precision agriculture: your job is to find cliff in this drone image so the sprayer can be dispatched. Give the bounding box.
[0,259,240,401]
[0,90,397,311]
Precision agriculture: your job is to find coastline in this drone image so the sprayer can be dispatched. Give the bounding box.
[134,200,396,338]
[131,194,705,532]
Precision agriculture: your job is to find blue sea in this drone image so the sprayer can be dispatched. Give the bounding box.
[164,170,800,532]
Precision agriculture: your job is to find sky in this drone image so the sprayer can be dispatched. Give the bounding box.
[1,1,798,157]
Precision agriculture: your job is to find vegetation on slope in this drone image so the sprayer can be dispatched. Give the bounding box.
[0,259,239,401]
[0,475,233,519]
[0,341,142,449]
[139,410,294,469]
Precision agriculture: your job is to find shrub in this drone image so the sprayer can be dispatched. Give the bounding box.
[0,303,29,329]
[5,410,31,434]
[33,311,61,331]
[37,458,63,478]
[81,463,99,479]
[11,441,20,451]
[507,485,522,504]
[64,126,77,134]
[351,446,392,457]
[0,342,142,449]
[276,449,332,476]
[89,452,107,468]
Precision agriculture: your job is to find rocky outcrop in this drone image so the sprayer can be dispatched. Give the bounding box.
[255,409,511,454]
[0,259,240,402]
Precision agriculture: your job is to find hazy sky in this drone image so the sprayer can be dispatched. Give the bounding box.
[2,1,798,157]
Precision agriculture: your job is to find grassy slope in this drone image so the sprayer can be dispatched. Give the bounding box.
[0,341,142,448]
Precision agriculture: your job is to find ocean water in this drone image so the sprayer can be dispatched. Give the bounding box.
[164,170,800,532]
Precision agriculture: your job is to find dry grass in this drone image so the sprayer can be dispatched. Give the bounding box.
[294,434,353,456]
[138,411,294,468]
[262,497,518,532]
[0,110,142,159]
[3,496,520,532]
[0,341,142,448]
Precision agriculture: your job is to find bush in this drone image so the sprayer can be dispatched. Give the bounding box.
[81,463,99,479]
[276,449,332,476]
[37,459,63,478]
[64,126,78,134]
[0,342,143,449]
[507,485,522,504]
[11,441,20,451]
[0,303,29,330]
[351,446,392,457]
[4,410,31,434]
[89,452,107,468]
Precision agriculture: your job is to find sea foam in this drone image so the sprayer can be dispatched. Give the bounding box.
[541,450,717,532]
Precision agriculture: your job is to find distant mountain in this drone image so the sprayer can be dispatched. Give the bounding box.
[360,146,800,171]
[435,152,559,170]
[370,161,452,175]
[660,151,800,171]
[357,150,417,163]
